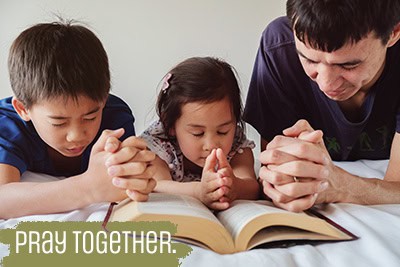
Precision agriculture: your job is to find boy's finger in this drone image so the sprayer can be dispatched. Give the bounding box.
[121,136,148,150]
[92,128,125,153]
[132,150,156,162]
[108,162,147,177]
[126,179,156,201]
[105,136,121,153]
[106,148,156,167]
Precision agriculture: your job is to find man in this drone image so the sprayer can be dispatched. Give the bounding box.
[244,0,400,212]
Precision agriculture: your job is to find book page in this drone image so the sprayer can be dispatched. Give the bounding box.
[216,200,306,241]
[136,193,221,224]
[133,193,235,253]
[248,226,341,249]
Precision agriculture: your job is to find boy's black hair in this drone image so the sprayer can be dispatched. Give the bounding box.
[287,0,400,52]
[8,20,110,108]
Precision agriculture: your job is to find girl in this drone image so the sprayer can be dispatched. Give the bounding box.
[141,57,259,210]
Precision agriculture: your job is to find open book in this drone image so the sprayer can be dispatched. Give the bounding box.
[104,193,357,254]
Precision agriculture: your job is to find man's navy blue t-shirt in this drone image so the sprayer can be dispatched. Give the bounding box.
[0,94,135,176]
[244,16,400,160]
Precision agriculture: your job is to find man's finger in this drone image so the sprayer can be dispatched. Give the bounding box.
[259,166,297,185]
[267,141,328,165]
[282,119,314,137]
[259,148,299,166]
[272,194,318,213]
[267,160,329,180]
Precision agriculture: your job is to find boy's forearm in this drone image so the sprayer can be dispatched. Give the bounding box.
[0,175,92,219]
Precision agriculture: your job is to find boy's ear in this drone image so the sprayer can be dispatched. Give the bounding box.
[387,22,400,47]
[12,97,31,121]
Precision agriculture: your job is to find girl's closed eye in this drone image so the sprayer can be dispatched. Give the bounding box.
[217,130,229,135]
[192,132,204,137]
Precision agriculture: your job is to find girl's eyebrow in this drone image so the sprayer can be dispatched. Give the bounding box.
[48,107,101,120]
[187,120,235,128]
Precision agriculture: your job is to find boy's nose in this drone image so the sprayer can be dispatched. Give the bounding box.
[66,128,86,142]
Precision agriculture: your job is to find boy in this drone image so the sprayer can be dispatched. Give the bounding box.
[0,20,156,219]
[244,0,400,211]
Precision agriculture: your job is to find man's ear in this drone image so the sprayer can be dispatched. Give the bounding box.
[387,23,400,47]
[12,97,31,121]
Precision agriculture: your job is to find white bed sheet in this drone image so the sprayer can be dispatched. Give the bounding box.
[1,160,400,267]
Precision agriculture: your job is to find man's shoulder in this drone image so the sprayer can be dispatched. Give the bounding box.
[388,40,400,64]
[261,16,295,51]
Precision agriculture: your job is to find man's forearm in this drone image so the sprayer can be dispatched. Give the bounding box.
[319,166,400,205]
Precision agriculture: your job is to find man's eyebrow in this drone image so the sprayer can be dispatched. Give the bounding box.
[296,49,309,59]
[296,49,362,66]
[336,59,362,67]
[48,107,101,119]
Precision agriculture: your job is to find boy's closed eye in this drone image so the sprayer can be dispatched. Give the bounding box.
[49,119,67,127]
[49,116,97,127]
[83,116,97,121]
[51,122,66,127]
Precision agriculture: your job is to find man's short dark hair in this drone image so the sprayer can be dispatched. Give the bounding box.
[287,0,400,52]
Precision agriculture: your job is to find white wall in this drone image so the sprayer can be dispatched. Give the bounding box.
[0,0,285,148]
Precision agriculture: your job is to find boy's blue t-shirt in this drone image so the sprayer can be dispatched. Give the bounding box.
[243,16,400,161]
[0,94,135,177]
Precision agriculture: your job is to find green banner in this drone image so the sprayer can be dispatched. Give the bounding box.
[0,221,192,267]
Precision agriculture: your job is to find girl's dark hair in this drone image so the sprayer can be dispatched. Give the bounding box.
[8,20,110,108]
[287,0,400,52]
[156,57,243,137]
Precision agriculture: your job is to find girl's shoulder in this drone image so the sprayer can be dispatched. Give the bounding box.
[228,125,255,160]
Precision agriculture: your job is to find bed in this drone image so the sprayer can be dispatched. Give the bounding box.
[1,159,400,267]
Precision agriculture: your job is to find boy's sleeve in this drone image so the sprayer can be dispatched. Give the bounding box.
[101,94,136,140]
[0,119,29,175]
[0,145,27,174]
